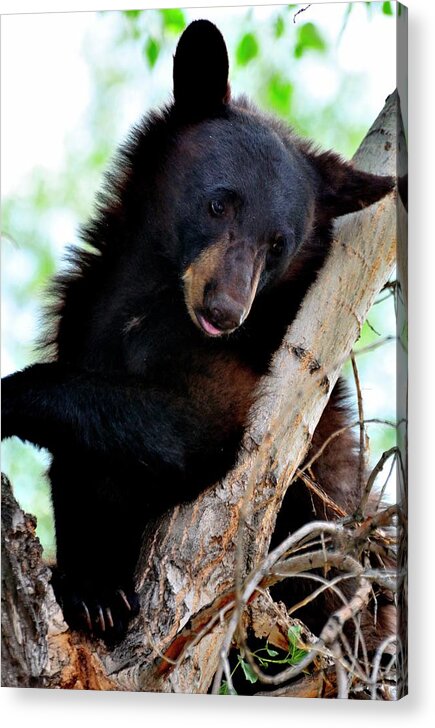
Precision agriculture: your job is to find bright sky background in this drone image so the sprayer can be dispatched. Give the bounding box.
[1,3,395,198]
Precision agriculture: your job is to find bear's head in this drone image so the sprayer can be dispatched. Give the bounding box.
[160,20,394,337]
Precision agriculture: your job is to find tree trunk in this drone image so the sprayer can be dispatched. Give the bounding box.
[1,92,404,695]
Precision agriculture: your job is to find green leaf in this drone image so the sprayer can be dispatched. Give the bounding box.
[239,658,258,684]
[382,2,393,15]
[275,15,285,38]
[287,625,309,665]
[265,643,279,657]
[267,74,293,116]
[219,681,237,695]
[288,624,302,646]
[160,8,186,34]
[144,38,160,69]
[219,681,229,695]
[294,22,327,58]
[124,10,141,21]
[236,33,259,66]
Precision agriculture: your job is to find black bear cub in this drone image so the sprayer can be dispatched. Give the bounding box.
[2,21,393,642]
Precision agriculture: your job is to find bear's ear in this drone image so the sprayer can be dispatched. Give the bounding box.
[173,20,230,117]
[308,148,395,220]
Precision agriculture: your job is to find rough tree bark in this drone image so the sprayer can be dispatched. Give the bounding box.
[1,92,403,694]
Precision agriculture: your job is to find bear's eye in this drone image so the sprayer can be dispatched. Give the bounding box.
[209,199,226,218]
[269,235,286,258]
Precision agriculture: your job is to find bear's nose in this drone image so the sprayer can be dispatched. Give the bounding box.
[204,296,245,332]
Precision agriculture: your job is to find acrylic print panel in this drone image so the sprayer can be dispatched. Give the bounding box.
[1,2,407,699]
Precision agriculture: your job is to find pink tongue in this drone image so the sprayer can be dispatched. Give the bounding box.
[198,314,223,336]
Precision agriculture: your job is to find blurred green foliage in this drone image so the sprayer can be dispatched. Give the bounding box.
[1,3,398,559]
[294,22,327,58]
[382,2,394,16]
[236,32,259,66]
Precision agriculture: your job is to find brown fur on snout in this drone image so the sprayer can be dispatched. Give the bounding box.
[182,235,263,332]
[182,237,229,327]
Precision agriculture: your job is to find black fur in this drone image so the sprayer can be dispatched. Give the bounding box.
[1,20,394,642]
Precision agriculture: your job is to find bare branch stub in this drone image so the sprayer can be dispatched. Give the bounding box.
[293,5,312,24]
